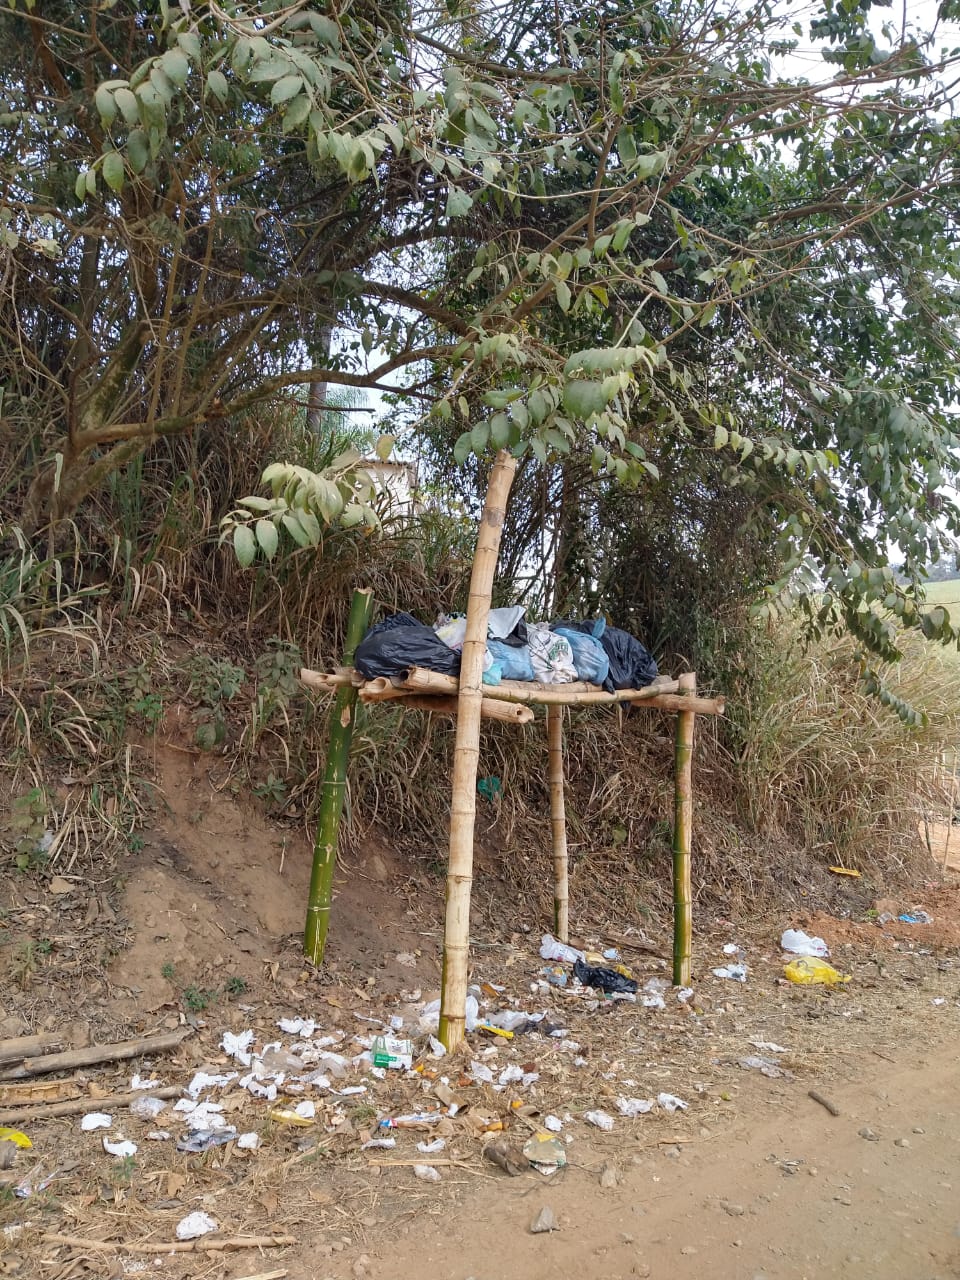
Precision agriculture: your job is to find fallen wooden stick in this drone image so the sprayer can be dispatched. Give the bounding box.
[0,1085,181,1125]
[231,1271,288,1280]
[0,1034,62,1065]
[42,1233,296,1255]
[0,1029,192,1082]
[808,1089,840,1117]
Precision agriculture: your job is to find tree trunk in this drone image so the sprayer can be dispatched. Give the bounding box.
[306,324,334,434]
[304,587,374,965]
[439,449,517,1050]
[672,671,696,986]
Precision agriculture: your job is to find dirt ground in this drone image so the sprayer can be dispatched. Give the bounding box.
[3,751,960,1280]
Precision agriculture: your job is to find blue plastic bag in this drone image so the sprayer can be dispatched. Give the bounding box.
[552,626,610,686]
[488,639,535,681]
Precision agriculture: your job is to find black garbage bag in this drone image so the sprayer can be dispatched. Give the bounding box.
[555,619,657,692]
[573,957,638,995]
[354,613,461,680]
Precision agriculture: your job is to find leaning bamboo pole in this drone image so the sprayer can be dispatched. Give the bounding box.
[439,449,517,1050]
[672,671,696,987]
[303,587,374,966]
[546,703,569,942]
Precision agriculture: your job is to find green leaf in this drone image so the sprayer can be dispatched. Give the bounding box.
[713,424,729,449]
[375,434,395,461]
[281,512,310,547]
[95,86,117,124]
[161,49,190,86]
[74,170,89,201]
[102,151,125,193]
[471,421,490,452]
[555,279,571,313]
[114,86,140,126]
[453,431,473,464]
[445,186,474,218]
[127,129,149,173]
[271,74,303,105]
[255,518,279,560]
[233,524,257,568]
[206,69,229,102]
[282,93,312,131]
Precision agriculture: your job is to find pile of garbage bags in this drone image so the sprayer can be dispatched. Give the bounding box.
[354,606,657,691]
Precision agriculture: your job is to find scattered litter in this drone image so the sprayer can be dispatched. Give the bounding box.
[530,1205,559,1234]
[175,1211,218,1240]
[268,1107,314,1127]
[899,911,933,925]
[146,1130,171,1141]
[130,1095,167,1120]
[129,1074,160,1090]
[417,1137,446,1154]
[616,1097,655,1117]
[542,965,568,987]
[277,1017,316,1037]
[395,953,418,968]
[739,1056,788,1079]
[573,958,637,995]
[932,997,947,1006]
[539,934,585,964]
[102,1137,137,1157]
[780,929,830,958]
[522,1134,566,1173]
[676,986,695,1003]
[176,1128,237,1153]
[722,942,741,955]
[749,1039,789,1053]
[468,1061,495,1085]
[642,977,668,1009]
[413,1164,441,1183]
[427,1035,446,1057]
[236,1132,259,1150]
[657,1093,688,1112]
[176,1100,229,1131]
[293,1100,316,1120]
[0,1129,31,1149]
[829,866,861,877]
[80,1113,112,1132]
[221,1030,255,1064]
[543,1115,563,1132]
[783,957,850,986]
[362,1138,397,1150]
[379,1112,442,1130]
[186,1070,237,1098]
[498,1064,539,1087]
[583,1109,615,1131]
[712,963,748,981]
[372,1036,413,1070]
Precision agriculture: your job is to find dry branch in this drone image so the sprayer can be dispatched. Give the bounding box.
[0,1034,62,1064]
[0,1029,192,1081]
[42,1234,296,1255]
[0,1085,180,1126]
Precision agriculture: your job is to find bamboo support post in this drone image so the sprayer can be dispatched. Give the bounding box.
[546,703,569,942]
[672,672,696,987]
[942,754,959,872]
[303,587,374,966]
[381,693,533,724]
[440,449,517,1051]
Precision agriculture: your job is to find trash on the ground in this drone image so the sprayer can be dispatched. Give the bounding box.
[780,929,830,958]
[722,942,741,955]
[102,1137,137,1157]
[0,1129,31,1150]
[236,1131,259,1150]
[542,964,568,987]
[932,996,947,1006]
[130,1095,167,1120]
[477,775,503,802]
[277,1017,317,1037]
[898,911,933,924]
[176,1128,238,1153]
[175,1211,218,1240]
[477,1021,514,1039]
[616,1096,655,1117]
[539,934,585,964]
[829,866,861,877]
[80,1113,112,1132]
[362,1137,397,1150]
[583,1109,615,1131]
[146,1130,171,1141]
[268,1107,314,1127]
[530,1205,559,1234]
[485,1009,535,1033]
[413,1164,441,1183]
[657,1093,688,1112]
[783,957,850,985]
[379,1112,442,1130]
[221,1030,255,1065]
[676,986,694,1003]
[543,1115,563,1132]
[749,1038,789,1053]
[129,1074,160,1090]
[417,1137,446,1154]
[573,958,638,995]
[176,1100,230,1131]
[712,963,748,981]
[484,1137,532,1176]
[739,1056,788,1079]
[293,1100,315,1119]
[186,1070,237,1098]
[522,1134,566,1173]
[642,977,669,1009]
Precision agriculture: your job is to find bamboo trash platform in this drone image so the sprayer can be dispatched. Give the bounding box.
[299,656,725,1036]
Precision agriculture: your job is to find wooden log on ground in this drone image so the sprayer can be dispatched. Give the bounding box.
[42,1233,296,1255]
[0,1034,62,1065]
[0,1029,192,1081]
[393,694,533,724]
[547,704,569,943]
[672,672,696,987]
[0,1085,181,1125]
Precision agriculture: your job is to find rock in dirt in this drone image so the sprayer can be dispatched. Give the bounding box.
[894,1137,910,1148]
[600,1162,621,1188]
[721,1201,745,1217]
[352,1254,372,1278]
[530,1206,560,1234]
[859,1126,880,1142]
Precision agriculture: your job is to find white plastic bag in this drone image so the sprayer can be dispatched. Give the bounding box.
[780,928,829,958]
[527,624,578,684]
[539,933,584,964]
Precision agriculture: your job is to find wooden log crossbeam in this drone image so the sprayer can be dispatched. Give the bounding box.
[301,667,725,716]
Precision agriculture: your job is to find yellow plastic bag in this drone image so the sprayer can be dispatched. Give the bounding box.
[784,957,850,986]
[0,1127,32,1148]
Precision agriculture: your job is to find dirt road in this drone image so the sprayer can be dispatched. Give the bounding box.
[381,1040,960,1280]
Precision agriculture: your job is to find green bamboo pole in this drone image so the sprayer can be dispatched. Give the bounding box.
[672,671,696,986]
[304,587,374,965]
[547,703,569,942]
[439,449,517,1050]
